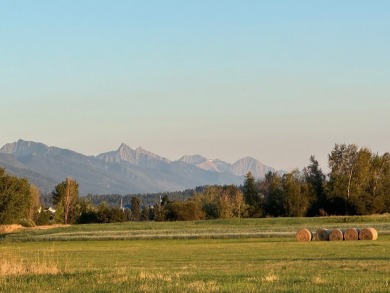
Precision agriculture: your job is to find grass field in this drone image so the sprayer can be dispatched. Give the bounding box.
[1,215,390,292]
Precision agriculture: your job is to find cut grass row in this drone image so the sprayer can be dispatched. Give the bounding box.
[2,214,390,242]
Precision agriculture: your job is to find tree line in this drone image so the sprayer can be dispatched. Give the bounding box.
[1,143,389,226]
[249,143,390,217]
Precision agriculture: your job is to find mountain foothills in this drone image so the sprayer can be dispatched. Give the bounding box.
[0,139,280,194]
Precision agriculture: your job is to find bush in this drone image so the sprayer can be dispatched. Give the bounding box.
[35,210,52,226]
[18,218,35,228]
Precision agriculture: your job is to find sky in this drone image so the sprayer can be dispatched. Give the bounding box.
[1,1,389,172]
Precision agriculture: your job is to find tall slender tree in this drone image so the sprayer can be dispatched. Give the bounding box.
[243,172,263,217]
[130,196,141,221]
[304,156,327,215]
[52,177,79,224]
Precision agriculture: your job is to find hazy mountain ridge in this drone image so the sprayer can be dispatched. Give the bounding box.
[0,139,280,195]
[177,155,276,177]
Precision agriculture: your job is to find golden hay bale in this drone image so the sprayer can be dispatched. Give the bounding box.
[296,228,313,241]
[329,229,344,241]
[359,228,378,240]
[344,228,360,241]
[315,228,330,241]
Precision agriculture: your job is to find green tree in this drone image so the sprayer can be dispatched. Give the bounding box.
[78,199,99,224]
[243,172,263,217]
[327,144,390,215]
[282,170,310,217]
[153,204,166,221]
[263,172,285,217]
[198,185,245,219]
[327,144,360,214]
[365,152,390,214]
[304,156,327,216]
[165,199,205,221]
[0,168,33,225]
[28,184,40,223]
[141,206,152,221]
[52,177,79,224]
[328,144,359,199]
[131,196,141,221]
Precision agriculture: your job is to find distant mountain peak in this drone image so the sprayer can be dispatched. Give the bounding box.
[118,142,130,149]
[99,144,171,165]
[231,156,274,177]
[178,155,208,165]
[0,139,48,155]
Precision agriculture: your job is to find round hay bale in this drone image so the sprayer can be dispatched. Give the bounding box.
[344,228,360,241]
[315,228,330,241]
[329,229,344,241]
[296,228,313,241]
[359,228,378,240]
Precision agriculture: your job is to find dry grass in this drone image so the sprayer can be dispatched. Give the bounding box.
[187,281,219,292]
[0,224,23,234]
[0,252,61,276]
[312,276,327,284]
[263,273,279,283]
[138,271,173,282]
[0,248,63,277]
[26,224,70,230]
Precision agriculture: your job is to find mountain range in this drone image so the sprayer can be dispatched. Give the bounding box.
[0,139,282,195]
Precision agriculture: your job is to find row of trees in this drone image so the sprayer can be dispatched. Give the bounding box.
[242,144,390,217]
[49,184,245,223]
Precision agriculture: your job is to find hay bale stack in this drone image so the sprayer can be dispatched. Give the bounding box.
[344,228,360,241]
[359,228,378,240]
[296,228,313,241]
[329,229,344,241]
[315,228,330,241]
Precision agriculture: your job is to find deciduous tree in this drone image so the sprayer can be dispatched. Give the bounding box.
[52,177,79,224]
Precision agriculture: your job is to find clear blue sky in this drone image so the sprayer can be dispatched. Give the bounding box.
[1,1,389,171]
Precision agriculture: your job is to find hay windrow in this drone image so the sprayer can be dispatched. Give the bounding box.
[329,229,344,241]
[359,228,378,240]
[315,228,330,241]
[296,228,313,241]
[344,228,360,241]
[0,224,23,234]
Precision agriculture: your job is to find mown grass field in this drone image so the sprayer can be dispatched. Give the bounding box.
[1,215,390,292]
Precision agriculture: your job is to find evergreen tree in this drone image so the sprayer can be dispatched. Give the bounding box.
[130,196,141,221]
[304,156,327,216]
[263,172,285,217]
[243,172,263,217]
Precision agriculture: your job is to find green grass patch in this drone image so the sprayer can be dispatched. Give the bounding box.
[1,215,390,292]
